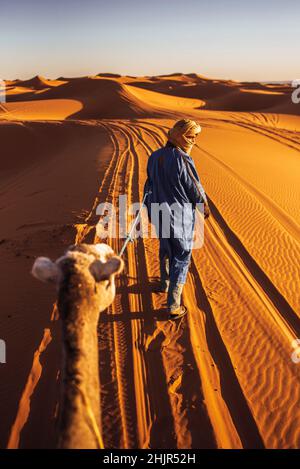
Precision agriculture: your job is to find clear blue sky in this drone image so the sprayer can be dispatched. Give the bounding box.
[0,0,299,81]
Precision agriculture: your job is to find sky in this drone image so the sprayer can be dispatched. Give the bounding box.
[0,0,299,81]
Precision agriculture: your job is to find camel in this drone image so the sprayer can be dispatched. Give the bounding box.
[31,243,123,449]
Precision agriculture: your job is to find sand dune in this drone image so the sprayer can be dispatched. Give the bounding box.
[0,100,83,120]
[16,75,67,89]
[127,74,297,114]
[2,74,299,120]
[0,73,300,449]
[126,84,206,111]
[1,77,168,120]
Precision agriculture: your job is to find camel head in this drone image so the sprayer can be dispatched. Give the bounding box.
[31,243,124,322]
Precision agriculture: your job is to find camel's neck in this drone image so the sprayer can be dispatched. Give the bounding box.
[58,295,102,449]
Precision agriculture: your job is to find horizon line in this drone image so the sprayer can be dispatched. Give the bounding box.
[1,72,297,84]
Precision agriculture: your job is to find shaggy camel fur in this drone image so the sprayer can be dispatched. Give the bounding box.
[32,243,123,449]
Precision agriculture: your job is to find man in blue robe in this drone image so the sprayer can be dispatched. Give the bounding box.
[144,119,210,319]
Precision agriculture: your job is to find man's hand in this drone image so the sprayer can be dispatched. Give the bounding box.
[204,202,210,219]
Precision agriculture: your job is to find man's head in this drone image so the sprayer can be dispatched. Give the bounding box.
[167,119,201,155]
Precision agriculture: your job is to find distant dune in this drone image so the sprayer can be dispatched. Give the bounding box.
[0,72,300,450]
[1,73,298,121]
[15,75,66,89]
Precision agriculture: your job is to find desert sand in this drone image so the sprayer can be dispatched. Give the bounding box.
[0,73,299,449]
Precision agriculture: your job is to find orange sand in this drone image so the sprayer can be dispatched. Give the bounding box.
[0,73,299,449]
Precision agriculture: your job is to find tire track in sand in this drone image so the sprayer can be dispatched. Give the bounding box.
[124,121,220,448]
[191,203,300,447]
[7,122,119,448]
[104,121,182,448]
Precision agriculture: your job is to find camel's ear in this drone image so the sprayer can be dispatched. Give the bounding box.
[31,257,61,284]
[90,256,124,282]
